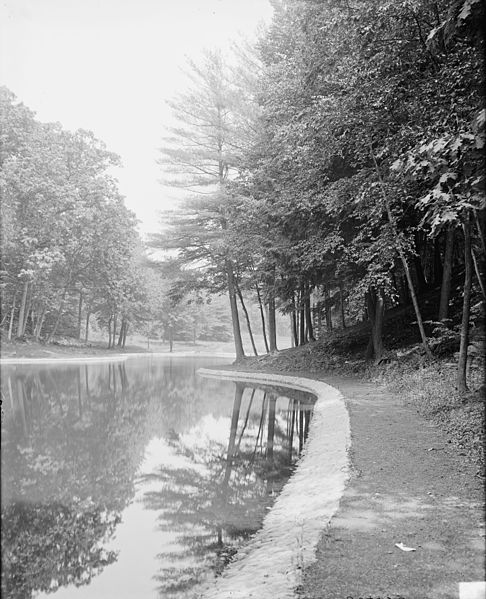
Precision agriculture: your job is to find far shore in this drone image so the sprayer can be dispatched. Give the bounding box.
[0,339,237,364]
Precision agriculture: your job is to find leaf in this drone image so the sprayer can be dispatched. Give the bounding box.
[395,542,416,552]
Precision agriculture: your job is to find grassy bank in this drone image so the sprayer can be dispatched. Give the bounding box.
[241,339,485,473]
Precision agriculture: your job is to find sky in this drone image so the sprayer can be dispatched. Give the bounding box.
[0,0,273,235]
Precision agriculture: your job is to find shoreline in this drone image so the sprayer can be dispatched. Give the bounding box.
[0,350,236,365]
[197,368,350,599]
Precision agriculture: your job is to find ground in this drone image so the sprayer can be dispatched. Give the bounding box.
[1,340,484,598]
[0,338,236,359]
[295,374,484,599]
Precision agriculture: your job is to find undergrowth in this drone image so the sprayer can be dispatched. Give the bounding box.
[371,361,485,472]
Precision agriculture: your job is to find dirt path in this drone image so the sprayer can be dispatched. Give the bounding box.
[297,375,484,599]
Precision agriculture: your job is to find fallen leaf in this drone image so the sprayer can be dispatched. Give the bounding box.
[395,542,416,552]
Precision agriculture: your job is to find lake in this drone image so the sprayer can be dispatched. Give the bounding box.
[1,356,315,599]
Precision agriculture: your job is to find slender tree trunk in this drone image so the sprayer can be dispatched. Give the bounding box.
[169,324,174,353]
[8,294,17,341]
[339,281,346,328]
[293,294,299,346]
[290,313,295,347]
[304,292,315,341]
[236,283,258,356]
[117,319,125,347]
[324,285,333,332]
[474,208,486,255]
[17,281,29,338]
[439,225,455,321]
[226,261,245,360]
[107,316,113,349]
[472,248,485,298]
[21,293,32,337]
[292,299,299,347]
[456,214,473,391]
[255,283,270,353]
[268,294,277,352]
[316,300,322,339]
[298,288,305,346]
[34,305,47,340]
[433,237,443,285]
[77,291,83,340]
[370,144,432,358]
[46,285,68,344]
[366,288,385,361]
[85,310,91,343]
[122,322,128,348]
[112,313,117,349]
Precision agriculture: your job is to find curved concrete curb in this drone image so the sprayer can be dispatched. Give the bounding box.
[197,368,351,599]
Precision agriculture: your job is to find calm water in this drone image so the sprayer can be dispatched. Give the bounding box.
[1,356,314,599]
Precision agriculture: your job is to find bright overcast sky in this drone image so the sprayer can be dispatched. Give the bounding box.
[0,0,273,236]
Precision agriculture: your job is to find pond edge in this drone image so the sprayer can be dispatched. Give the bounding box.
[197,368,351,599]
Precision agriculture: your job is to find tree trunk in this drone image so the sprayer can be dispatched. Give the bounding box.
[77,291,83,340]
[226,261,245,361]
[117,319,125,347]
[366,288,385,362]
[298,288,305,346]
[339,281,346,328]
[107,316,113,349]
[122,322,128,348]
[304,292,315,342]
[112,313,117,348]
[21,292,33,337]
[34,305,47,340]
[324,285,333,332]
[268,294,277,352]
[255,283,270,354]
[456,214,473,391]
[290,313,295,347]
[45,285,68,344]
[433,237,443,286]
[85,310,91,343]
[7,294,17,341]
[474,208,486,254]
[169,324,174,353]
[370,144,433,359]
[293,294,299,346]
[16,281,29,338]
[438,225,455,321]
[472,248,485,299]
[236,283,258,356]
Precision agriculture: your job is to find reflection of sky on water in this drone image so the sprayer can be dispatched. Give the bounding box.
[1,357,314,599]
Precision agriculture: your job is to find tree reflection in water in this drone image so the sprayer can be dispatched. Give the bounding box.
[0,360,313,598]
[139,382,314,598]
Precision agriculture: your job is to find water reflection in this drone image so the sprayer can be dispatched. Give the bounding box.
[1,358,314,598]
